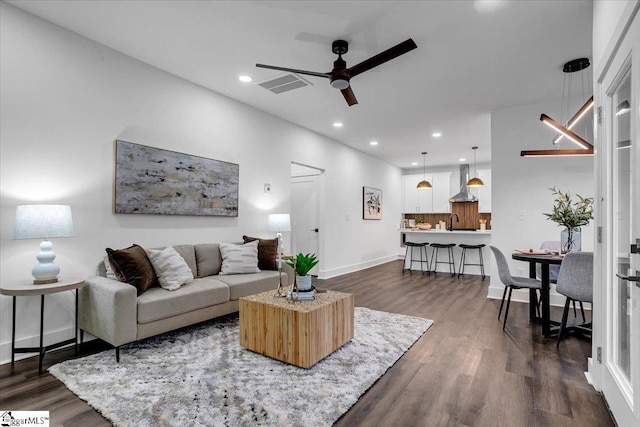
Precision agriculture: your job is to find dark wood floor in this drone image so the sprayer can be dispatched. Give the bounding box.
[0,260,615,426]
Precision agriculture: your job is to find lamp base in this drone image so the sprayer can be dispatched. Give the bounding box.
[33,278,59,285]
[31,239,61,285]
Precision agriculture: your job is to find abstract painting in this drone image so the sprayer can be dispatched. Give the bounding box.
[114,140,239,216]
[363,187,382,220]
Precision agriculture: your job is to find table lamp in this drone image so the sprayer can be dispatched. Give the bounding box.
[14,204,75,284]
[268,213,291,296]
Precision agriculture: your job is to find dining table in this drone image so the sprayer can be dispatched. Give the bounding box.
[512,251,564,337]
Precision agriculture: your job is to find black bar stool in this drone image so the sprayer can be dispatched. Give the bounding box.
[402,242,429,274]
[458,243,486,280]
[429,243,456,277]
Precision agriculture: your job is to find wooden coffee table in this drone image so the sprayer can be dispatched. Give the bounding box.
[239,290,354,368]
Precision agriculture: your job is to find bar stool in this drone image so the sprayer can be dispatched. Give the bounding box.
[429,243,456,277]
[457,243,486,280]
[402,242,429,274]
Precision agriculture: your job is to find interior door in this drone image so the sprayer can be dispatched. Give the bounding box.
[291,165,321,276]
[599,7,640,425]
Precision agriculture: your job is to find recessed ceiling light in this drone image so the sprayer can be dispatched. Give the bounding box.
[370,141,378,146]
[238,75,252,83]
[459,158,466,162]
[432,132,442,138]
[333,122,343,128]
[411,162,418,166]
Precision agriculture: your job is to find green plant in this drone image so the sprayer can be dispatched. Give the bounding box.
[286,253,318,276]
[543,187,594,229]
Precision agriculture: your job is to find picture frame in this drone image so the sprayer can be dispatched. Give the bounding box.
[363,186,382,220]
[114,140,239,216]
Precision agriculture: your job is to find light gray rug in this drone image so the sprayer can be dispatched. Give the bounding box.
[49,307,432,427]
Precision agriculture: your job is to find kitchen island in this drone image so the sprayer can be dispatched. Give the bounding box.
[400,229,492,276]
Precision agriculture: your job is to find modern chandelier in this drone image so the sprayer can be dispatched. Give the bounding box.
[522,58,594,157]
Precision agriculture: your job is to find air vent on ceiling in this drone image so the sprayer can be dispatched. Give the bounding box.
[258,74,311,94]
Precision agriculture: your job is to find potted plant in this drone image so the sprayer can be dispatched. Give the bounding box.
[286,253,318,291]
[543,187,594,253]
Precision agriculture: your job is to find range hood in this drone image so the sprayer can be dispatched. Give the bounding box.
[448,164,478,203]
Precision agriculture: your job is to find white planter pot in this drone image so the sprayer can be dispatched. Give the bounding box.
[296,274,313,291]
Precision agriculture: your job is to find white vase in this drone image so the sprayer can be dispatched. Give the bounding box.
[296,274,313,291]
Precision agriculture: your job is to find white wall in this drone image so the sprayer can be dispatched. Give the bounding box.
[0,3,402,363]
[490,99,595,304]
[593,0,635,67]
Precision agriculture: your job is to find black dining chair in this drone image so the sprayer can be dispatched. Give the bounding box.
[490,246,542,331]
[556,251,593,348]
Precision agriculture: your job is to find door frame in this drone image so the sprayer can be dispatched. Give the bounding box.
[591,2,640,424]
[290,162,325,278]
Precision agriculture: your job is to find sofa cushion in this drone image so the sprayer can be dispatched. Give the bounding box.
[194,244,222,278]
[216,271,281,300]
[243,236,278,271]
[219,241,260,275]
[172,245,197,278]
[106,244,158,296]
[137,277,230,324]
[147,246,194,291]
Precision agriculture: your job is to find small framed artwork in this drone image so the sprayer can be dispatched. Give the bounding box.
[363,186,382,220]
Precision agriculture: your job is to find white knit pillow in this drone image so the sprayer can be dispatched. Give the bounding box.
[104,255,118,281]
[147,246,194,291]
[219,241,260,275]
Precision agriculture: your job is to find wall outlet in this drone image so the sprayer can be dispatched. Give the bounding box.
[264,183,272,193]
[518,210,526,220]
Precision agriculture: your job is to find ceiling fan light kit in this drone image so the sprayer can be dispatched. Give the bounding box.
[256,38,417,106]
[522,57,594,157]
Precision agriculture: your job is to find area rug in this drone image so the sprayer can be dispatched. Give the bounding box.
[49,307,432,427]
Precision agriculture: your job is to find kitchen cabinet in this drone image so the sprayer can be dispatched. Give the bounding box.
[403,172,451,213]
[470,169,492,212]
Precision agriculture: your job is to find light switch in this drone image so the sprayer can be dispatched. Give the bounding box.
[518,210,526,220]
[264,183,272,193]
[345,214,350,221]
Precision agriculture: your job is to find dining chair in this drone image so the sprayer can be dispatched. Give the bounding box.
[536,241,584,320]
[555,251,593,348]
[490,246,542,331]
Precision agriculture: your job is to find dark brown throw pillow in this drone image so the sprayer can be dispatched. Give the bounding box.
[106,244,158,296]
[242,236,278,270]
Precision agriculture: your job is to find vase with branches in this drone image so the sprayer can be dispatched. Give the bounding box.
[543,187,594,253]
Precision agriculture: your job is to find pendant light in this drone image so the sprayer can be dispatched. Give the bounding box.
[522,58,594,157]
[416,152,432,189]
[466,146,484,187]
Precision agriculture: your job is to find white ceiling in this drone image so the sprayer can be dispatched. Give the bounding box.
[8,0,593,169]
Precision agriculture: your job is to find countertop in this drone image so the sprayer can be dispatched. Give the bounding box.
[400,228,491,235]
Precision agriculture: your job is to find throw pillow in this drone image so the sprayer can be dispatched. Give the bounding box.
[105,244,158,296]
[104,255,118,281]
[219,241,260,275]
[147,246,194,291]
[242,236,278,270]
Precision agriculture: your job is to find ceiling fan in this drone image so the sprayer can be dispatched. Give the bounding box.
[256,38,417,106]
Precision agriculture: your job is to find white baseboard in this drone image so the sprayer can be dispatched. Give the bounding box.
[319,255,398,279]
[0,325,93,366]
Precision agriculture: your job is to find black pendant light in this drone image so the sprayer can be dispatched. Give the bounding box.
[416,152,432,189]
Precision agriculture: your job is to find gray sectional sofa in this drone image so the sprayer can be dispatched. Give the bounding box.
[79,243,293,360]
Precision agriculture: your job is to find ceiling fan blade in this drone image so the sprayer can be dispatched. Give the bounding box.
[347,38,417,78]
[341,86,358,106]
[256,64,331,79]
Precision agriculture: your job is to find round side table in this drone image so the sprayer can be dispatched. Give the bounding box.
[0,278,84,374]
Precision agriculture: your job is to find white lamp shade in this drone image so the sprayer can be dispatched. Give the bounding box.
[268,214,291,232]
[14,204,75,240]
